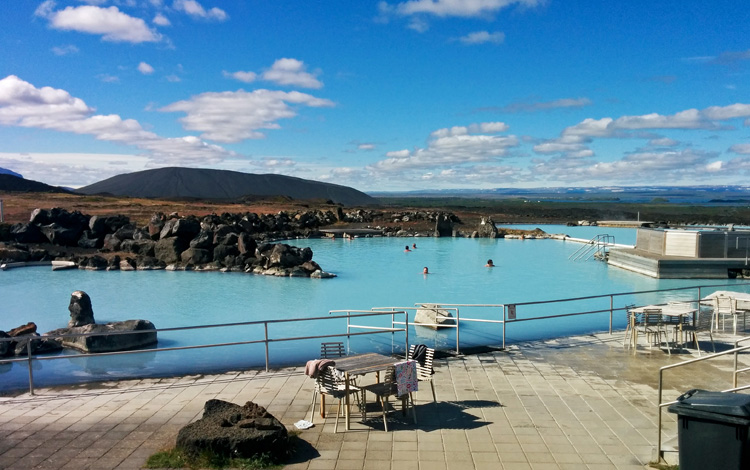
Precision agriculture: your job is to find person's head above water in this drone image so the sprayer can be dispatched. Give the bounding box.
[486,259,495,267]
[423,267,429,274]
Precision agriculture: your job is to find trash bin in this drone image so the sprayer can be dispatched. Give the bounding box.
[668,389,750,470]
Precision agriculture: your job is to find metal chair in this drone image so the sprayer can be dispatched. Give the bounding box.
[623,304,640,349]
[713,296,739,334]
[309,368,361,433]
[641,309,667,353]
[408,344,437,402]
[680,310,715,356]
[361,362,417,431]
[320,341,346,358]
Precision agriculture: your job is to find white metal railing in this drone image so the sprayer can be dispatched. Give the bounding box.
[4,282,750,396]
[656,338,750,461]
[0,310,409,395]
[568,234,617,261]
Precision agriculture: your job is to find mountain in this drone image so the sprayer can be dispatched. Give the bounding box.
[78,167,377,206]
[0,174,72,193]
[0,167,22,178]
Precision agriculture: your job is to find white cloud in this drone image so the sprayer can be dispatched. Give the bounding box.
[612,109,710,130]
[38,4,162,43]
[458,31,505,45]
[649,137,679,147]
[153,13,171,26]
[223,70,257,83]
[160,88,334,143]
[531,149,719,184]
[371,122,518,174]
[96,73,120,83]
[137,62,155,75]
[730,143,750,155]
[0,75,234,165]
[358,143,376,150]
[172,0,228,21]
[262,58,323,89]
[165,74,181,82]
[501,97,592,113]
[51,44,80,56]
[386,0,542,18]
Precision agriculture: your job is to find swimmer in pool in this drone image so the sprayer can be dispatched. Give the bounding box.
[485,259,495,267]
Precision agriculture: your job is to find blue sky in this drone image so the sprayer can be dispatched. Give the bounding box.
[0,0,749,191]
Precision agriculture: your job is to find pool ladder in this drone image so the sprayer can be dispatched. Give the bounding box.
[569,234,616,261]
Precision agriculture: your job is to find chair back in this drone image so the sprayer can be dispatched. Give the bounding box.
[321,342,346,359]
[408,344,435,380]
[714,296,736,314]
[317,368,344,395]
[643,309,663,326]
[695,310,713,332]
[625,305,642,326]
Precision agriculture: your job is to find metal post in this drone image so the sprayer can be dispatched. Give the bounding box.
[455,308,460,355]
[404,312,409,355]
[609,295,614,334]
[264,322,269,372]
[657,370,664,460]
[27,341,34,396]
[502,305,506,349]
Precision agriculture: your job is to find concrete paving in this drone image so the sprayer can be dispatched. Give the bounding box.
[1,329,749,470]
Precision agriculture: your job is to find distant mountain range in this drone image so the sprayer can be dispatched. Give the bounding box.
[78,167,378,206]
[0,167,22,178]
[0,173,72,193]
[372,185,750,204]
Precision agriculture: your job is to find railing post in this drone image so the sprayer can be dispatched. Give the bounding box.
[264,322,269,372]
[404,312,409,354]
[455,308,460,355]
[657,369,664,461]
[27,340,34,396]
[502,305,506,350]
[609,295,614,334]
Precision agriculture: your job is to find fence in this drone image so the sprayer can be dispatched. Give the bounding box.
[2,282,750,395]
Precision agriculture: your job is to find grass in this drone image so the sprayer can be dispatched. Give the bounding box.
[145,448,281,470]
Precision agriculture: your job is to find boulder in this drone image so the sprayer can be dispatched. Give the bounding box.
[181,247,212,264]
[176,399,289,461]
[120,258,137,271]
[414,304,456,329]
[113,223,137,241]
[79,255,109,271]
[40,223,83,246]
[147,213,166,239]
[0,331,9,356]
[77,230,103,249]
[47,320,157,353]
[0,245,31,262]
[121,239,156,257]
[237,233,257,255]
[68,290,95,327]
[13,334,63,356]
[155,237,188,264]
[476,216,498,238]
[136,256,166,270]
[189,230,214,249]
[8,322,36,337]
[11,223,47,244]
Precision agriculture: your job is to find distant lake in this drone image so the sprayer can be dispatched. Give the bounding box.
[0,224,745,392]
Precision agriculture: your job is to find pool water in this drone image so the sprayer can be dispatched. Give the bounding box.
[0,225,743,391]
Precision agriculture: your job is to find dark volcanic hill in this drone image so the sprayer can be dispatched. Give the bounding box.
[78,167,377,206]
[0,174,72,193]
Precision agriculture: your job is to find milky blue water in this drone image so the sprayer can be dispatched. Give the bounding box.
[1,225,746,391]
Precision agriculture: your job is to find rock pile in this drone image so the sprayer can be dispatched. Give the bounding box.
[0,208,339,277]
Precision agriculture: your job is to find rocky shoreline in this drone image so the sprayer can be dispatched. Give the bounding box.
[0,208,550,276]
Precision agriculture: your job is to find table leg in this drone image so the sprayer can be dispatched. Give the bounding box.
[345,371,350,431]
[320,395,325,418]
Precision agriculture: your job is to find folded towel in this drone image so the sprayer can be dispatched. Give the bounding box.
[394,360,418,396]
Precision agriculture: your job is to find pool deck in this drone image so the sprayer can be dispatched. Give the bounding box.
[1,328,748,470]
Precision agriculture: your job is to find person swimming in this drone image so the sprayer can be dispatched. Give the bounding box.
[485,259,495,267]
[423,267,429,274]
[404,245,411,252]
[412,243,417,249]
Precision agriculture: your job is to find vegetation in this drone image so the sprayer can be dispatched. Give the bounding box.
[145,448,281,470]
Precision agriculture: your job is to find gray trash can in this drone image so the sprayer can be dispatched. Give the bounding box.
[668,389,750,470]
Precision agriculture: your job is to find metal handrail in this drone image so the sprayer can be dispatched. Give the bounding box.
[4,309,410,395]
[656,342,750,461]
[5,281,750,396]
